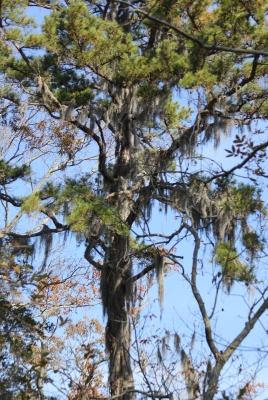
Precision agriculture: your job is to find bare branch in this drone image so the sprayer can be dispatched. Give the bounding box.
[222,297,268,362]
[204,140,268,183]
[183,220,219,358]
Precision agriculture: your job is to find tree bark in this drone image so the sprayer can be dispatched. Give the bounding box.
[202,361,223,400]
[101,234,134,399]
[100,87,137,398]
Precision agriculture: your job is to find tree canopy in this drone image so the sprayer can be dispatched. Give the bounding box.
[1,0,268,399]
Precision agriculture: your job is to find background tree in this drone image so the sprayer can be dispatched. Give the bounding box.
[30,257,106,399]
[1,0,268,399]
[0,54,103,397]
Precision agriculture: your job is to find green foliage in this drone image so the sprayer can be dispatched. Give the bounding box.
[41,57,94,105]
[219,183,265,214]
[21,193,41,213]
[0,160,30,185]
[0,40,12,59]
[39,0,191,88]
[67,194,130,236]
[242,231,263,253]
[115,39,188,85]
[0,0,37,89]
[136,83,166,102]
[59,178,92,200]
[0,0,35,30]
[41,1,136,76]
[39,182,61,200]
[179,65,218,89]
[230,184,264,213]
[214,176,236,192]
[214,242,255,285]
[130,237,158,260]
[0,299,41,396]
[163,97,192,127]
[53,178,130,236]
[0,86,19,105]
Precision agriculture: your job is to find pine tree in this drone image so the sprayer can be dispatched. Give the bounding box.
[1,0,268,399]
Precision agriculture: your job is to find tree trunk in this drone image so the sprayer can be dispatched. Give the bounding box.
[203,361,224,400]
[100,101,137,397]
[101,234,134,399]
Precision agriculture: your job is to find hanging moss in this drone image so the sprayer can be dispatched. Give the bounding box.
[39,228,53,271]
[155,253,164,311]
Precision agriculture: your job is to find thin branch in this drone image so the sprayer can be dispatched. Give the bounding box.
[222,296,268,362]
[209,278,223,320]
[72,120,115,183]
[204,140,268,183]
[39,209,67,230]
[28,1,52,9]
[137,225,184,241]
[183,220,219,358]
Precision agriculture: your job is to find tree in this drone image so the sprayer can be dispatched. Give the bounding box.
[30,257,106,399]
[0,58,102,397]
[1,0,268,399]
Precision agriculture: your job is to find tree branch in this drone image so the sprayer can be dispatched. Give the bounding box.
[113,1,268,57]
[85,389,173,400]
[0,192,22,207]
[72,120,115,183]
[222,296,268,362]
[84,245,103,270]
[128,262,155,283]
[183,220,219,358]
[204,140,268,183]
